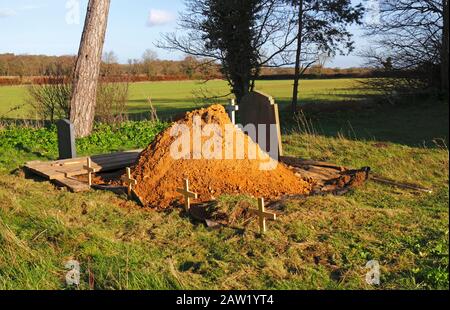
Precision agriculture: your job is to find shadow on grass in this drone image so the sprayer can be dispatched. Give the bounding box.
[277,97,449,148]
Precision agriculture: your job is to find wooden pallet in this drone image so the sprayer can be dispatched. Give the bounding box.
[25,150,143,192]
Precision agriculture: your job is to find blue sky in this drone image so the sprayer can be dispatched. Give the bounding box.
[0,0,367,68]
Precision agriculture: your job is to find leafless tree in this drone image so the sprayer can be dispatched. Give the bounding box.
[363,0,448,96]
[142,49,159,79]
[159,0,298,103]
[96,81,129,126]
[28,77,72,123]
[289,0,364,112]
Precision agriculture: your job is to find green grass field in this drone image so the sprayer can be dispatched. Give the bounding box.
[0,79,363,119]
[2,78,447,147]
[0,79,448,290]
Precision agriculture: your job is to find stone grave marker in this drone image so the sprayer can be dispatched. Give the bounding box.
[57,119,77,160]
[239,91,283,159]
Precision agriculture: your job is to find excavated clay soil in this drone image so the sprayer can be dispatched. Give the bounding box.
[130,105,313,209]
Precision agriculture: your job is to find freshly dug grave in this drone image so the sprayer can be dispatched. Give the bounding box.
[131,105,313,209]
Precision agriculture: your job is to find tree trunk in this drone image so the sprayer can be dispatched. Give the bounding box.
[70,0,111,137]
[292,0,304,114]
[233,75,250,103]
[442,0,449,97]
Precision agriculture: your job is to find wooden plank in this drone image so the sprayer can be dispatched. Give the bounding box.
[371,175,433,193]
[53,177,91,193]
[293,169,329,185]
[27,158,86,169]
[31,156,138,179]
[92,149,142,160]
[65,155,139,175]
[64,161,136,178]
[306,166,341,179]
[25,150,143,180]
[24,165,54,180]
[59,155,138,174]
[280,156,345,171]
[28,149,142,169]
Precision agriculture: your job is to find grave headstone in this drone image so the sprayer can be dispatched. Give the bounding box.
[240,91,283,159]
[57,119,77,160]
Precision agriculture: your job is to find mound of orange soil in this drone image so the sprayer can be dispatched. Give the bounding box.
[131,105,312,209]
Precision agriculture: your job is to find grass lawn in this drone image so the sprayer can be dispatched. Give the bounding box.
[0,79,364,119]
[0,79,448,290]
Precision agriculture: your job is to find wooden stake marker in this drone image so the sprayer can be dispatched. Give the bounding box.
[250,198,277,234]
[225,99,239,125]
[177,179,198,211]
[122,167,137,196]
[83,158,97,186]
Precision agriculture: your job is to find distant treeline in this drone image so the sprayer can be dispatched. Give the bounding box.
[0,53,223,84]
[256,66,428,80]
[258,73,372,80]
[1,53,381,86]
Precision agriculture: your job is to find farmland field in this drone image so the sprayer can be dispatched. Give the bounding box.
[0,79,363,119]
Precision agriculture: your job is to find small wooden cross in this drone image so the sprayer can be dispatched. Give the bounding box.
[122,167,137,196]
[225,99,239,124]
[83,157,97,186]
[177,179,198,211]
[249,198,277,234]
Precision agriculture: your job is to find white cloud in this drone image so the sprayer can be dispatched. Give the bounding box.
[147,9,175,27]
[0,8,16,18]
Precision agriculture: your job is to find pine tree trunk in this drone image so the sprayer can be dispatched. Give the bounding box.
[70,0,110,137]
[292,0,304,114]
[442,0,449,97]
